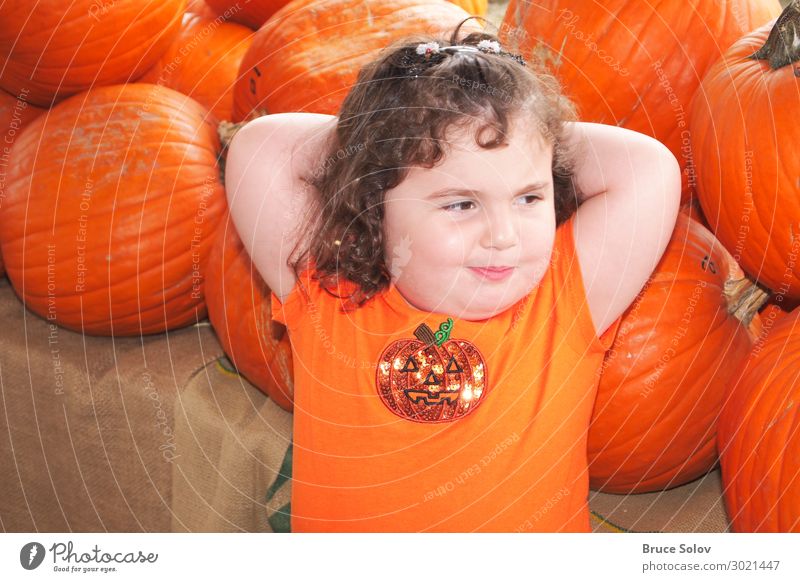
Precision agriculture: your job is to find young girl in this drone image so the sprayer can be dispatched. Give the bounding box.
[225,20,680,532]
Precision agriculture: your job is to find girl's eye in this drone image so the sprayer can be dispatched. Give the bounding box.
[517,194,542,205]
[441,194,542,213]
[442,200,476,212]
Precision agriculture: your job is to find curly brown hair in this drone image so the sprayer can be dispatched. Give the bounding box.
[288,17,582,310]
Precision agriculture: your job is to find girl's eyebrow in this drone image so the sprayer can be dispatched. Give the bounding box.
[425,182,550,199]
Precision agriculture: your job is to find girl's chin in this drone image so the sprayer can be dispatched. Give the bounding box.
[459,293,528,319]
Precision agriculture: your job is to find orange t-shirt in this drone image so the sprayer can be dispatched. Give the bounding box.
[270,214,620,532]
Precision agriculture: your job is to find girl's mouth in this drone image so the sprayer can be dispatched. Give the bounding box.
[468,267,514,281]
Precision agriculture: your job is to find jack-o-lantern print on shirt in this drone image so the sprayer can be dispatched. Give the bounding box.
[376,317,489,423]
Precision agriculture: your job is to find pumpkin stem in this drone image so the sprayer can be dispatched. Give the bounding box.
[725,277,770,330]
[414,323,437,347]
[748,0,800,69]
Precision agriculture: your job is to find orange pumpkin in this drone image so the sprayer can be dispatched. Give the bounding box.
[718,306,800,531]
[0,90,45,144]
[377,318,488,422]
[679,197,710,232]
[690,3,800,300]
[140,13,253,122]
[0,0,186,107]
[205,0,290,29]
[759,300,797,326]
[186,0,218,18]
[0,84,226,336]
[205,215,294,410]
[449,0,487,16]
[500,0,779,200]
[208,0,483,31]
[233,0,480,120]
[756,303,790,336]
[0,91,45,278]
[589,213,761,493]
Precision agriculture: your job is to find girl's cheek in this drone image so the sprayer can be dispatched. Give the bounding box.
[404,209,479,264]
[530,255,551,284]
[431,229,471,263]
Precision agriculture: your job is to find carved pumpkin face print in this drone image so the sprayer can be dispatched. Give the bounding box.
[376,318,489,422]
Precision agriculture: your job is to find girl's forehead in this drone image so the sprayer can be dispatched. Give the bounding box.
[439,120,552,165]
[388,132,553,202]
[436,121,552,167]
[445,112,550,141]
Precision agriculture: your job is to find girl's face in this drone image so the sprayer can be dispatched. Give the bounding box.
[383,121,557,321]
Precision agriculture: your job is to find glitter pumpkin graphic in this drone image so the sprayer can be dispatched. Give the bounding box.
[376,318,489,422]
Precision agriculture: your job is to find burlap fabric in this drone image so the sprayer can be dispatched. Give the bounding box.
[0,277,291,532]
[170,356,292,532]
[589,470,729,533]
[0,277,728,532]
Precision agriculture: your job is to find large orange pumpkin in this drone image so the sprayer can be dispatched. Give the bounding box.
[690,3,800,301]
[450,0,487,17]
[232,0,480,120]
[140,13,253,122]
[186,0,218,19]
[0,0,187,107]
[0,91,45,278]
[205,0,290,29]
[0,84,226,336]
[0,90,45,146]
[205,215,294,410]
[589,213,761,493]
[718,306,800,531]
[500,0,780,199]
[205,0,482,30]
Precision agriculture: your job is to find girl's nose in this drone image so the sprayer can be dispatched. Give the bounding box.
[479,206,519,250]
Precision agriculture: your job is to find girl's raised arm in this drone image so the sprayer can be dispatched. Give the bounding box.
[225,113,337,301]
[566,122,681,337]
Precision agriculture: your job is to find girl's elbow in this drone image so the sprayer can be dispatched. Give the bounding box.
[668,155,682,209]
[224,125,258,207]
[662,152,682,234]
[655,145,681,208]
[646,144,681,234]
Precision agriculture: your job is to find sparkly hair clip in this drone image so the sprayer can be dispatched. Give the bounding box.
[402,40,526,78]
[477,39,501,54]
[423,40,526,66]
[415,42,441,57]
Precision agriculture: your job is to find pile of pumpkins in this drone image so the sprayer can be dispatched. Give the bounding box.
[0,0,797,532]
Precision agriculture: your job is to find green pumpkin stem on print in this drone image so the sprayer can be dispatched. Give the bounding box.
[413,317,454,347]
